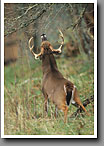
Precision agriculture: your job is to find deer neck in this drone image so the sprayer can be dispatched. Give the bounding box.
[42,53,58,75]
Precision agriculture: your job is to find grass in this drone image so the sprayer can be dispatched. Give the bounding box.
[4,53,94,135]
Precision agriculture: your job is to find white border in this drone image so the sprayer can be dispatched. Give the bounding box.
[1,0,97,138]
[94,1,97,138]
[1,0,97,4]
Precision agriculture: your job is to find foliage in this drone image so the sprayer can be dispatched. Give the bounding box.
[4,53,94,135]
[4,3,94,55]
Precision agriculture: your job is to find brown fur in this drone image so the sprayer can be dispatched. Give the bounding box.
[40,41,89,123]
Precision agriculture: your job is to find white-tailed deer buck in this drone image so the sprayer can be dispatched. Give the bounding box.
[29,30,89,123]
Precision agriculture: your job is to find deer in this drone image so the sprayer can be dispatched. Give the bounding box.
[29,30,89,123]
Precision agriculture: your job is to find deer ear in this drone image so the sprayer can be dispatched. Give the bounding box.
[41,35,44,39]
[41,34,47,41]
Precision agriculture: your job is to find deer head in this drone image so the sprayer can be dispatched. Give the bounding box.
[29,29,64,60]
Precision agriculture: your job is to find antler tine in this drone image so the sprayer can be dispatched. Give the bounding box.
[58,28,64,44]
[50,29,64,53]
[57,28,64,52]
[29,37,42,59]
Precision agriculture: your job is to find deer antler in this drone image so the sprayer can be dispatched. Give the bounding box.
[50,29,64,53]
[29,37,42,59]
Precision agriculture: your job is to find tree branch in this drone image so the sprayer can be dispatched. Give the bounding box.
[4,4,52,37]
[12,4,38,21]
[70,95,94,118]
[66,4,88,30]
[72,4,88,29]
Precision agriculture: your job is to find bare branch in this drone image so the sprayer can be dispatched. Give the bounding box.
[66,4,88,30]
[70,95,94,118]
[72,4,88,29]
[13,4,38,21]
[4,4,52,37]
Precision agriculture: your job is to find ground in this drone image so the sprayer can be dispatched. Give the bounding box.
[4,53,94,135]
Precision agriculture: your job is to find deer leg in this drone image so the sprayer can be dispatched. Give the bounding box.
[44,98,49,112]
[64,106,68,123]
[61,105,68,123]
[54,105,58,118]
[73,88,89,116]
[44,94,49,117]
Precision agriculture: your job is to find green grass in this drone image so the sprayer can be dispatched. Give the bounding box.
[4,53,94,135]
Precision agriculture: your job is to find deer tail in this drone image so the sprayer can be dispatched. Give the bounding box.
[64,82,74,106]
